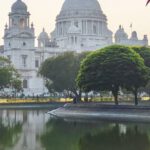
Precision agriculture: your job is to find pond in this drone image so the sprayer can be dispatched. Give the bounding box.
[0,109,150,150]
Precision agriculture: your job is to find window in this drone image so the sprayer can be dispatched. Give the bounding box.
[23,42,26,46]
[60,27,63,35]
[7,55,11,61]
[35,60,39,68]
[93,25,97,34]
[23,80,28,89]
[75,37,77,44]
[20,18,25,28]
[74,21,78,27]
[71,37,74,44]
[22,55,27,67]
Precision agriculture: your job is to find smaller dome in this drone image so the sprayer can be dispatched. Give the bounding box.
[38,28,49,40]
[130,31,138,40]
[67,25,81,34]
[11,0,27,13]
[115,25,128,39]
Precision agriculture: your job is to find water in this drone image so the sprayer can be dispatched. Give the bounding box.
[0,109,150,150]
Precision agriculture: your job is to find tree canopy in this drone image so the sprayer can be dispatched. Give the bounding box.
[77,45,149,105]
[132,46,150,68]
[39,52,89,100]
[131,46,150,100]
[0,56,21,95]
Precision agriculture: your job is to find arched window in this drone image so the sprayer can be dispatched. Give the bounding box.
[35,60,39,68]
[60,27,63,35]
[22,55,27,67]
[74,21,78,27]
[71,37,74,44]
[93,25,97,34]
[23,80,28,89]
[75,37,77,44]
[20,19,25,28]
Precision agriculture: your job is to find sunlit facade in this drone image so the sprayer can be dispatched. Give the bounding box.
[0,0,148,95]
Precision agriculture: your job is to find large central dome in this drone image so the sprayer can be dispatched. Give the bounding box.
[53,0,112,50]
[57,0,104,20]
[61,0,102,11]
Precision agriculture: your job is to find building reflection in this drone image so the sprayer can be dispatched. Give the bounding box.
[0,109,50,150]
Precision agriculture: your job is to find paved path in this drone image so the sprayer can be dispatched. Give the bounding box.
[48,103,150,123]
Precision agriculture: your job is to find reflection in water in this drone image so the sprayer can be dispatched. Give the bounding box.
[41,119,150,150]
[41,119,105,150]
[0,121,22,150]
[1,109,150,150]
[0,109,50,150]
[79,124,150,150]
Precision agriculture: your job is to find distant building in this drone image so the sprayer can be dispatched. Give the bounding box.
[0,0,148,95]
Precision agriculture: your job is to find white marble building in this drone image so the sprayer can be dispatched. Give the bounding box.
[0,0,149,95]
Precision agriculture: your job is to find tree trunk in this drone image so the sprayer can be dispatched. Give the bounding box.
[134,88,138,106]
[149,89,150,101]
[73,90,82,103]
[112,85,119,105]
[114,94,118,105]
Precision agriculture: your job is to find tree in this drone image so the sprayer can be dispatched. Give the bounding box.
[131,46,150,103]
[77,45,149,105]
[0,56,22,96]
[11,79,22,97]
[0,57,14,90]
[39,52,89,101]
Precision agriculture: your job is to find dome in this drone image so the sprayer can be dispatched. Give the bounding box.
[115,25,128,39]
[11,0,27,13]
[68,25,81,34]
[57,0,104,20]
[38,28,49,40]
[130,31,138,40]
[61,0,102,11]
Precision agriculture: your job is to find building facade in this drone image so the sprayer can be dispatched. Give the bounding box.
[0,0,148,95]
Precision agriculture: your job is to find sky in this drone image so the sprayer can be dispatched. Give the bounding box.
[0,0,150,45]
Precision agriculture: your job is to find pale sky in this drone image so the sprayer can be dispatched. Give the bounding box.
[0,0,150,45]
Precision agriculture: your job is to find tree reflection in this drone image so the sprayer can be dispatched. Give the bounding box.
[79,125,150,150]
[40,119,107,150]
[41,119,150,150]
[0,121,22,150]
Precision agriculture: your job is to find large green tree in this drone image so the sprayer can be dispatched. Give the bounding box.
[39,52,89,101]
[131,46,150,102]
[77,45,149,105]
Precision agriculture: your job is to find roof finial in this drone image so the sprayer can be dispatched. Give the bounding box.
[31,22,34,28]
[5,23,8,29]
